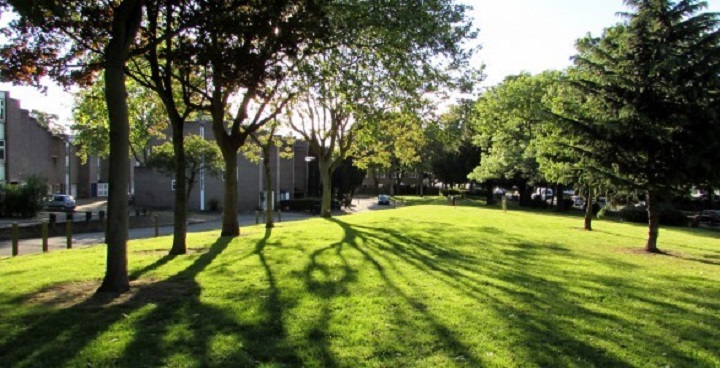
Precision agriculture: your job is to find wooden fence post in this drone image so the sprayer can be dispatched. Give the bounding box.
[66,220,72,249]
[11,222,19,256]
[42,221,49,253]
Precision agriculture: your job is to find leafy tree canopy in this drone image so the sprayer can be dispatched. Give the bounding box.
[72,78,169,164]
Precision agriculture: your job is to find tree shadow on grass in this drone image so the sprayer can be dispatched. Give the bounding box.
[319,217,719,367]
[117,230,302,366]
[0,234,303,367]
[298,217,487,366]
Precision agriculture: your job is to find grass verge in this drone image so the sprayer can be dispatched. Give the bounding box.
[1,202,718,367]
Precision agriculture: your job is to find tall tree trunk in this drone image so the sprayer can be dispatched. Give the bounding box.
[555,183,565,211]
[372,169,379,195]
[263,145,274,228]
[389,167,395,196]
[485,181,496,205]
[645,190,661,253]
[97,0,142,294]
[518,182,530,207]
[220,149,239,236]
[707,186,715,210]
[584,187,593,231]
[169,121,187,254]
[319,158,333,218]
[418,170,424,197]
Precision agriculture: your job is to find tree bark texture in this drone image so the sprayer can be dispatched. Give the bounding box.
[584,187,593,231]
[389,166,396,196]
[645,190,661,253]
[518,182,530,207]
[97,0,142,294]
[485,182,496,205]
[169,120,187,254]
[220,150,240,236]
[319,158,333,218]
[263,145,275,228]
[555,183,565,211]
[417,170,423,196]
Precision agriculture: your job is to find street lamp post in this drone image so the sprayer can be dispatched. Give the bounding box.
[305,155,315,197]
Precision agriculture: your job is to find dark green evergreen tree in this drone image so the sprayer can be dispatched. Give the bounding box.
[560,0,720,252]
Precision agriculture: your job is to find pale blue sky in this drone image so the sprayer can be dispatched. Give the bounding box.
[3,0,720,125]
[467,0,720,86]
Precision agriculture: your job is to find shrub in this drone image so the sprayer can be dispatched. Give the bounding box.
[530,197,549,209]
[466,188,489,198]
[0,176,47,218]
[659,209,688,227]
[440,189,464,197]
[616,206,687,227]
[617,206,648,223]
[208,198,220,212]
[279,198,320,212]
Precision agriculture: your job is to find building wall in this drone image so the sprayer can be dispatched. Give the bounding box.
[134,166,176,209]
[5,96,66,188]
[134,121,311,212]
[0,91,100,198]
[293,143,310,197]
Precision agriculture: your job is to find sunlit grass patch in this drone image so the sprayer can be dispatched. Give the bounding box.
[0,204,718,367]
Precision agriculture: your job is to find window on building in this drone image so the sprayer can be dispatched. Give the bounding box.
[0,95,5,122]
[97,183,109,197]
[0,140,5,161]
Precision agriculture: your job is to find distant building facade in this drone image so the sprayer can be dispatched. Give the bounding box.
[0,91,312,207]
[134,121,312,212]
[0,91,103,197]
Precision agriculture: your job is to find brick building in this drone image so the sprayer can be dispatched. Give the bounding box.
[134,121,312,212]
[0,91,311,209]
[0,91,103,197]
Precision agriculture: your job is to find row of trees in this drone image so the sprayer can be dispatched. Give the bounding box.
[0,0,478,293]
[467,0,720,252]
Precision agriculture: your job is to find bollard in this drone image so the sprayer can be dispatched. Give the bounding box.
[85,211,92,222]
[42,221,49,253]
[277,210,282,223]
[99,210,105,223]
[49,213,56,226]
[255,211,260,224]
[66,220,72,249]
[66,211,74,221]
[154,214,159,237]
[11,222,19,256]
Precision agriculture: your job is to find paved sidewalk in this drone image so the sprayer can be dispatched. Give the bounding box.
[0,212,311,258]
[0,197,394,258]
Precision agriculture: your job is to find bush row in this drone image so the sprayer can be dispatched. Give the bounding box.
[440,188,490,198]
[0,177,47,218]
[279,198,319,212]
[610,206,688,227]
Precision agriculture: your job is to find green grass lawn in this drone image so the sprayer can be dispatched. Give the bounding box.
[1,200,719,367]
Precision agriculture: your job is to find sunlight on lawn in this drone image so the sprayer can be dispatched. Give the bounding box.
[0,203,718,367]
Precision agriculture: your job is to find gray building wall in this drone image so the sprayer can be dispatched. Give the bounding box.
[134,121,311,212]
[5,97,65,187]
[2,92,100,198]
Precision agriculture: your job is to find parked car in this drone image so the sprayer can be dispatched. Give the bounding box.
[698,210,720,224]
[531,187,554,201]
[378,194,391,205]
[45,194,76,211]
